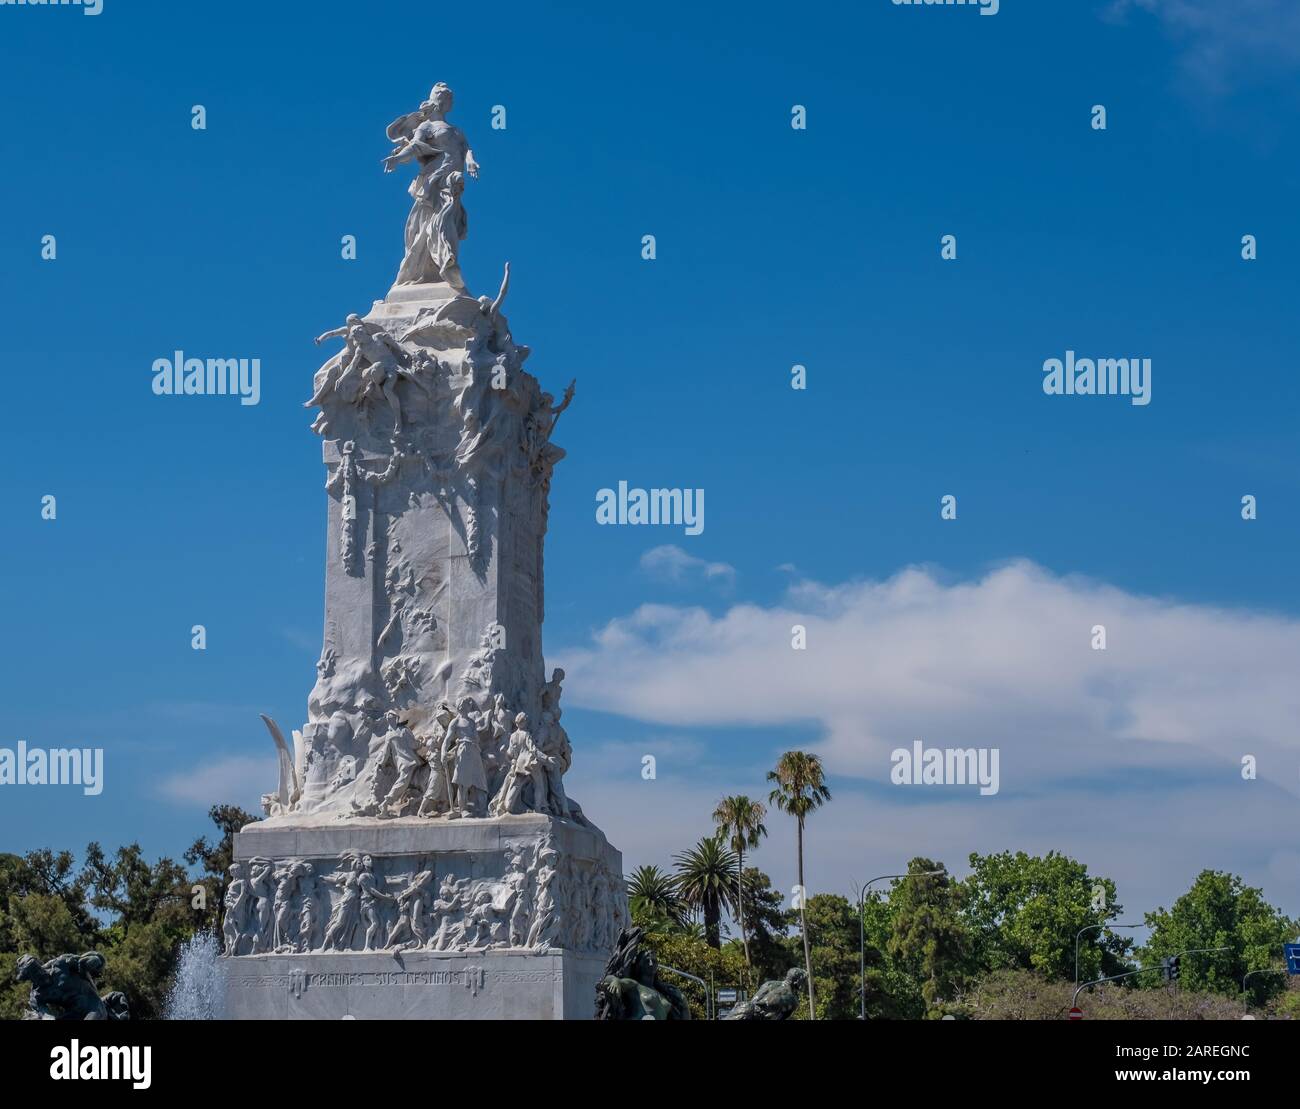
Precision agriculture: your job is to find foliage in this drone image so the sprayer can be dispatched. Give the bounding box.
[886,858,971,1017]
[627,864,688,932]
[672,836,739,949]
[766,752,832,827]
[738,867,791,985]
[712,795,767,966]
[962,850,1132,983]
[82,842,196,937]
[0,849,98,946]
[793,894,862,1020]
[1269,978,1300,1019]
[860,890,926,1019]
[957,968,1247,1021]
[1139,869,1298,1000]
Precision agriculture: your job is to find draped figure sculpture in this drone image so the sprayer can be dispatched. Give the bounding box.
[383,82,479,290]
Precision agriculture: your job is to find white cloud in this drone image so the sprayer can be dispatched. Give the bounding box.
[557,560,1300,916]
[1109,0,1300,90]
[559,560,1300,786]
[638,544,736,588]
[157,756,267,808]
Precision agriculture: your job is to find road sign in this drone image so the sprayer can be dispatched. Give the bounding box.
[717,989,738,1003]
[1285,944,1300,975]
[1069,1006,1083,1021]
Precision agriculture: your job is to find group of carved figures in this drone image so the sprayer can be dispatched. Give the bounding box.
[356,666,577,822]
[222,839,625,958]
[272,658,580,823]
[306,209,569,440]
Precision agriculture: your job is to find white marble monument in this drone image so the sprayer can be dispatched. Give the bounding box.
[217,83,626,1020]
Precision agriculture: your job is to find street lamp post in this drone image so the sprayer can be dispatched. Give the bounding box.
[1074,923,1144,985]
[856,870,944,1021]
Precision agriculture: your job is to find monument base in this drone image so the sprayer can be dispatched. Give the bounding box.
[214,813,624,1020]
[217,948,608,1020]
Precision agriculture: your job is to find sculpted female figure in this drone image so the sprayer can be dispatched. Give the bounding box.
[223,863,251,955]
[383,82,480,291]
[446,697,488,817]
[322,855,364,950]
[248,858,275,954]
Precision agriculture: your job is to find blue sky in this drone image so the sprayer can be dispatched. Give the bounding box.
[2,0,1298,926]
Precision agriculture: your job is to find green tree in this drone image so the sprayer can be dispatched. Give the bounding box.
[101,919,189,1020]
[859,890,925,1019]
[887,858,970,1016]
[627,864,688,932]
[0,849,97,948]
[736,867,791,984]
[673,836,738,949]
[797,894,861,1020]
[6,892,89,957]
[81,842,194,938]
[962,850,1132,982]
[712,795,767,968]
[767,749,831,1018]
[1140,869,1297,1000]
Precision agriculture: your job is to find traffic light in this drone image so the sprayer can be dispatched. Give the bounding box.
[1163,955,1181,982]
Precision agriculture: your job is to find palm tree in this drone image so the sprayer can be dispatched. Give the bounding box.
[767,750,831,1018]
[672,836,739,949]
[712,795,767,968]
[626,864,687,931]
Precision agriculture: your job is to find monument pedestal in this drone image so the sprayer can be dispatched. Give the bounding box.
[215,814,623,1020]
[219,949,609,1020]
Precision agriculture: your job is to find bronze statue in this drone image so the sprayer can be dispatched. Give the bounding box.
[16,952,130,1021]
[595,927,691,1020]
[721,967,807,1020]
